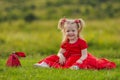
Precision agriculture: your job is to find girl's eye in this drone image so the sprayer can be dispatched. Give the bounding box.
[66,30,69,32]
[72,30,75,32]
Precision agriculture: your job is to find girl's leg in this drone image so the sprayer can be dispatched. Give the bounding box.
[34,61,49,68]
[35,55,61,68]
[77,53,116,69]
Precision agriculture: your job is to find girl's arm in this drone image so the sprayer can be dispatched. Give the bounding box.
[57,48,66,54]
[57,48,66,64]
[76,48,88,64]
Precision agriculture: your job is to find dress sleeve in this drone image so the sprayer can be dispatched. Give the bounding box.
[79,39,88,50]
[60,42,66,49]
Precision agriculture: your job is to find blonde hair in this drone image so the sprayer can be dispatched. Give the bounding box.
[58,18,85,42]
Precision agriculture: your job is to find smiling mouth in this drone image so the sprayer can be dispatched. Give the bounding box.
[69,35,74,37]
[68,36,74,38]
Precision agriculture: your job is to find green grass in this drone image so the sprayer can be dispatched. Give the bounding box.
[0,55,120,80]
[0,18,120,80]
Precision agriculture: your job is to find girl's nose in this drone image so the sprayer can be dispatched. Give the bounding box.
[69,32,73,34]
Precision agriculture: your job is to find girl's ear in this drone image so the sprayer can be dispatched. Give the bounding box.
[58,18,66,30]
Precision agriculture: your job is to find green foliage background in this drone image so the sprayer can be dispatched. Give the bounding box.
[0,0,120,22]
[0,0,120,58]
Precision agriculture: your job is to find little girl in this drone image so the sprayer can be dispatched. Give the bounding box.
[34,18,116,70]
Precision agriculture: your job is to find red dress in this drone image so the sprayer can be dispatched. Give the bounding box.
[38,38,116,69]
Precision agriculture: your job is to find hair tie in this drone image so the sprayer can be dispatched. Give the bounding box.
[61,18,66,25]
[74,19,81,23]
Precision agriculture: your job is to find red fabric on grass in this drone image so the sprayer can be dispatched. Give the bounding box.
[6,53,21,67]
[15,52,26,57]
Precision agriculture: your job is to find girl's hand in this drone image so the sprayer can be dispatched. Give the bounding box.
[76,59,83,64]
[57,53,66,65]
[76,49,88,64]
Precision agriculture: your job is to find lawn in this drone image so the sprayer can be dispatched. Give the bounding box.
[0,55,120,80]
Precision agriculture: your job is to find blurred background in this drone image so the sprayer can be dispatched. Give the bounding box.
[0,0,120,21]
[0,0,120,58]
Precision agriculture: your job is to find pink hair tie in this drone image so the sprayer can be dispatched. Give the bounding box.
[61,18,66,25]
[74,19,81,23]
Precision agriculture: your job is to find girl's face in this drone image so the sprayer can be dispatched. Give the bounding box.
[64,23,78,41]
